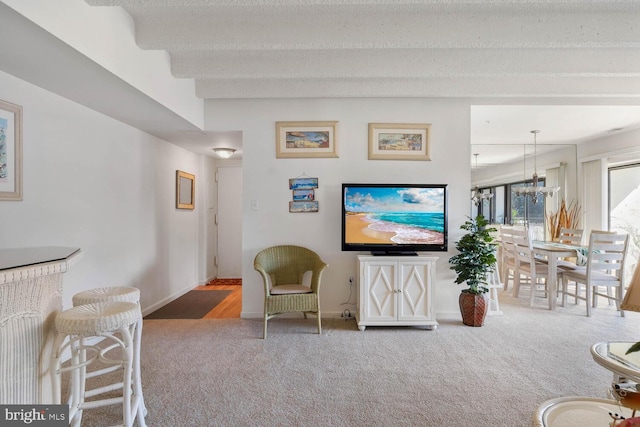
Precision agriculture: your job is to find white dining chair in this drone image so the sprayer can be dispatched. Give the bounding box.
[512,227,551,306]
[499,225,519,291]
[558,228,584,246]
[555,228,585,270]
[560,230,630,317]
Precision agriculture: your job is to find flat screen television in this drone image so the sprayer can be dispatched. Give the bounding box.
[342,183,448,255]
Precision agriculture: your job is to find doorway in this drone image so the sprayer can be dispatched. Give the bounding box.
[216,165,243,278]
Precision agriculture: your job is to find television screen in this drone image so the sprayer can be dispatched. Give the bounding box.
[342,183,448,254]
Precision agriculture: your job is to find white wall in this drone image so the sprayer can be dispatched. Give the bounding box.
[0,70,204,312]
[206,98,472,319]
[579,128,640,164]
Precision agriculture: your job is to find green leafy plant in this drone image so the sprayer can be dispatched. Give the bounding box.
[449,214,498,295]
[627,342,640,355]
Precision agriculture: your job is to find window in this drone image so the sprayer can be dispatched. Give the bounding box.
[507,179,546,240]
[609,163,640,278]
[473,179,546,239]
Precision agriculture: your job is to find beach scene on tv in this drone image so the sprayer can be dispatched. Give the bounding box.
[344,186,445,245]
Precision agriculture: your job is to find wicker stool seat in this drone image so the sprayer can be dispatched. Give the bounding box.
[72,286,140,306]
[71,286,147,417]
[51,301,147,427]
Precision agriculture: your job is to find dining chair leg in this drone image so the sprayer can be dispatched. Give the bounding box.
[529,277,537,307]
[585,284,592,317]
[502,265,509,291]
[607,287,615,306]
[616,287,625,317]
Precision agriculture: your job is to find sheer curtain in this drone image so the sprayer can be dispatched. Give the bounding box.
[581,159,608,235]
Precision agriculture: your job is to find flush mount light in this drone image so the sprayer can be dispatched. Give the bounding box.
[212,148,236,158]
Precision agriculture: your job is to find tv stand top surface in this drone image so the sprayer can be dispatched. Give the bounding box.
[370,251,418,256]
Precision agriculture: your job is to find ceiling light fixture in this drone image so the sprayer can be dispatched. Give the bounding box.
[212,148,236,159]
[512,130,560,204]
[471,153,494,207]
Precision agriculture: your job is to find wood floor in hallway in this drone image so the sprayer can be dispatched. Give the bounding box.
[194,282,242,318]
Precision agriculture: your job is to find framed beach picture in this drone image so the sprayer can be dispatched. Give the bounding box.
[368,123,431,161]
[0,99,23,201]
[289,201,319,213]
[176,170,195,210]
[289,177,318,190]
[292,189,315,201]
[276,121,338,158]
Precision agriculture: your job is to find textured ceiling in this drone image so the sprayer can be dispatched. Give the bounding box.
[13,1,623,163]
[85,0,640,99]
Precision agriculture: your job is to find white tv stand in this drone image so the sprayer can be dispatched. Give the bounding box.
[356,255,438,331]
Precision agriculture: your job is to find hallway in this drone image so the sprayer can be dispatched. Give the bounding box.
[195,279,242,318]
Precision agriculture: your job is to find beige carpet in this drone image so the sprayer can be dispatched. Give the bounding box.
[72,290,640,427]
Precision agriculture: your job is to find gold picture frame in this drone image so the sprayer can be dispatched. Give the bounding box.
[276,121,338,158]
[176,170,195,210]
[0,99,23,201]
[368,123,431,161]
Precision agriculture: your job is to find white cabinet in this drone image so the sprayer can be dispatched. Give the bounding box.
[356,255,438,331]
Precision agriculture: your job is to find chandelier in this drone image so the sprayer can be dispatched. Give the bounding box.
[471,153,494,206]
[512,130,560,204]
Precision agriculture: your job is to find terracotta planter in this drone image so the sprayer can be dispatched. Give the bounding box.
[459,292,488,327]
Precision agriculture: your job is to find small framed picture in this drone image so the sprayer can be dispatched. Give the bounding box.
[176,170,195,210]
[289,201,319,213]
[368,123,431,161]
[292,189,315,201]
[289,177,318,190]
[0,99,23,201]
[276,121,338,158]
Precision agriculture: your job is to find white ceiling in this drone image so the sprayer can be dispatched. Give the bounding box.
[86,0,640,100]
[6,1,640,161]
[471,104,640,166]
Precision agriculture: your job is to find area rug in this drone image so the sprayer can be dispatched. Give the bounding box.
[207,278,242,286]
[144,290,232,319]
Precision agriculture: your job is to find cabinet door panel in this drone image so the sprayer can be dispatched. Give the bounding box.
[363,262,395,321]
[398,262,432,321]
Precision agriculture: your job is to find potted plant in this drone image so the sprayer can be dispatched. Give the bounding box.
[448,214,498,326]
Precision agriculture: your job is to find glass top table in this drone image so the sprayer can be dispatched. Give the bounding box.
[591,341,640,383]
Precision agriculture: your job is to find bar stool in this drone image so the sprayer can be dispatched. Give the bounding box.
[50,301,147,427]
[71,286,147,419]
[73,286,141,306]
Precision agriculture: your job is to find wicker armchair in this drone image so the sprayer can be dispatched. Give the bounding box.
[254,245,328,339]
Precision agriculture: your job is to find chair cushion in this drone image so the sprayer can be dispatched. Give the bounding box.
[270,284,313,295]
[563,268,618,282]
[556,260,579,269]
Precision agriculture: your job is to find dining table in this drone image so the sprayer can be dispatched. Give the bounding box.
[531,241,587,310]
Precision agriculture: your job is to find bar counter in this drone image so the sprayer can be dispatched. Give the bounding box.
[0,247,82,404]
